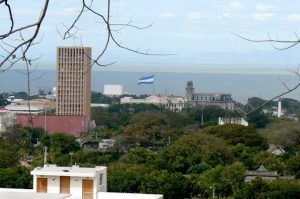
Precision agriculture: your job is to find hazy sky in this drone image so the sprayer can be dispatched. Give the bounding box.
[1,0,300,73]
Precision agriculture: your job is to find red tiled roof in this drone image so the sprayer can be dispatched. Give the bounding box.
[16,115,89,137]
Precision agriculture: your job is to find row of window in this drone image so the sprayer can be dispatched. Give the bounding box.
[58,68,84,72]
[57,83,84,87]
[58,48,87,57]
[58,58,85,63]
[193,96,232,101]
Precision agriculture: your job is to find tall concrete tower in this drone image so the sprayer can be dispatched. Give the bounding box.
[56,46,91,118]
[185,81,194,101]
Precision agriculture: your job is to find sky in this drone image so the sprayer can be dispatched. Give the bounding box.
[1,0,300,73]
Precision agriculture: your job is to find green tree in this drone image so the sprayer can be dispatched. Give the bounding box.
[73,150,121,166]
[42,133,80,165]
[0,142,20,168]
[91,91,112,104]
[253,151,286,173]
[202,124,268,150]
[240,177,269,199]
[247,111,269,128]
[123,112,171,148]
[262,121,300,151]
[233,143,255,169]
[154,143,197,172]
[140,170,189,199]
[0,167,32,189]
[286,154,300,177]
[108,170,145,193]
[187,162,212,174]
[197,162,246,197]
[121,147,156,165]
[187,105,238,126]
[108,163,149,193]
[241,178,300,199]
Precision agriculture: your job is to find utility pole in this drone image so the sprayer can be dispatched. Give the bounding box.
[44,146,48,165]
[69,152,74,166]
[44,107,47,132]
[201,104,204,127]
[210,186,215,199]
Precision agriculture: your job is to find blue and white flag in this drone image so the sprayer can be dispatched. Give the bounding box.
[138,75,154,85]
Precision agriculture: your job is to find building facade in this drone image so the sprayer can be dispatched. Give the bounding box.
[218,117,248,126]
[185,81,235,110]
[103,85,124,96]
[120,95,187,112]
[56,46,91,118]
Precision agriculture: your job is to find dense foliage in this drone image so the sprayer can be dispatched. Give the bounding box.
[0,99,300,198]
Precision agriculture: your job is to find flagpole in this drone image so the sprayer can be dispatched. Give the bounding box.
[153,74,156,95]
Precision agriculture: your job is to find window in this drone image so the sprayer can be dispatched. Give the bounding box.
[99,173,103,185]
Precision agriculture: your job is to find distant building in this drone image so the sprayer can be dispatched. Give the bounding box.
[0,164,163,199]
[245,165,294,182]
[164,97,187,112]
[120,96,161,105]
[81,139,115,151]
[5,105,44,115]
[185,81,235,110]
[120,95,187,112]
[103,85,124,96]
[81,141,100,150]
[56,46,91,118]
[91,103,110,108]
[218,117,248,126]
[267,144,285,156]
[245,165,278,182]
[98,139,115,151]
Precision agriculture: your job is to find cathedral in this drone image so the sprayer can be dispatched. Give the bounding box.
[185,81,235,110]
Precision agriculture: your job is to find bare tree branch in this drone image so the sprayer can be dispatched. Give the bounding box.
[0,0,49,70]
[233,30,300,115]
[58,0,174,74]
[232,32,300,50]
[244,68,300,116]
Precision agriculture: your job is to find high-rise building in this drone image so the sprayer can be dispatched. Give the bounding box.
[56,46,91,117]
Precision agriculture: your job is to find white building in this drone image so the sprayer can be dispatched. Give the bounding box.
[218,117,248,126]
[120,95,187,112]
[31,165,106,199]
[0,164,163,199]
[5,105,44,115]
[103,85,124,96]
[164,97,187,112]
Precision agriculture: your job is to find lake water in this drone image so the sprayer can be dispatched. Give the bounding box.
[0,69,299,103]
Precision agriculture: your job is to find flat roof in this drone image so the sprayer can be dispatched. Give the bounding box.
[31,165,106,178]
